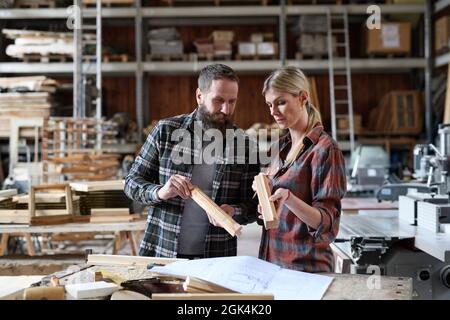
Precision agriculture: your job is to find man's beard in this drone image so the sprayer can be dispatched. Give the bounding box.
[197,104,231,134]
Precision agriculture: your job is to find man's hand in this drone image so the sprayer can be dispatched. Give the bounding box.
[157,174,193,200]
[206,204,235,227]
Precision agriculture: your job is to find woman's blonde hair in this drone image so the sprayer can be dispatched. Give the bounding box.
[262,66,322,166]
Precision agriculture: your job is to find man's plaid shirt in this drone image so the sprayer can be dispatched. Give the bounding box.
[124,109,260,258]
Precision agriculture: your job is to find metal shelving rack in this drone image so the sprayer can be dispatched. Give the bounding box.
[0,1,431,143]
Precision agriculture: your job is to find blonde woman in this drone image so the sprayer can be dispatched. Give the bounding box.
[253,66,347,273]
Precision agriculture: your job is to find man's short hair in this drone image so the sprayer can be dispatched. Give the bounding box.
[198,64,239,93]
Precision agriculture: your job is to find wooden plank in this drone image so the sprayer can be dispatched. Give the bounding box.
[0,190,18,198]
[0,209,72,217]
[69,180,125,192]
[0,234,9,255]
[183,276,236,293]
[89,215,134,223]
[91,208,130,217]
[87,254,184,267]
[254,175,278,230]
[152,293,274,300]
[190,187,242,237]
[65,281,119,299]
[24,233,35,256]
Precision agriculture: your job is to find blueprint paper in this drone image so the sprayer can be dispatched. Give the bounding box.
[151,256,333,300]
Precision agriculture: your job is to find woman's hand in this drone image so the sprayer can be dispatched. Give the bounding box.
[257,188,290,221]
[252,173,272,193]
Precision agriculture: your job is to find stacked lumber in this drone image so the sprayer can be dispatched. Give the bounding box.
[368,91,424,135]
[50,154,120,181]
[2,29,95,62]
[236,32,278,60]
[70,180,132,215]
[193,31,234,60]
[0,76,59,137]
[146,28,185,61]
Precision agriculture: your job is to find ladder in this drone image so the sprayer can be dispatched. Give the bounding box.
[326,8,355,156]
[73,0,102,149]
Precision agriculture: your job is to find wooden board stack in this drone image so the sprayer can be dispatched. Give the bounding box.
[69,180,132,215]
[2,29,95,62]
[190,187,242,237]
[0,76,59,138]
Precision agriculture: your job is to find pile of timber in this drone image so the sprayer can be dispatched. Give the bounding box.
[70,180,133,215]
[0,76,59,137]
[47,154,120,182]
[3,29,96,62]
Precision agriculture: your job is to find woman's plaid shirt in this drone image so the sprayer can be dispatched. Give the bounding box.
[258,124,347,273]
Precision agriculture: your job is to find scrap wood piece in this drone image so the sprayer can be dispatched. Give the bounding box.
[183,276,236,293]
[91,208,130,217]
[87,254,185,267]
[69,180,125,192]
[254,175,279,230]
[65,281,119,299]
[190,187,242,237]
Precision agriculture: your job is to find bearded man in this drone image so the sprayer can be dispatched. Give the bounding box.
[124,64,260,259]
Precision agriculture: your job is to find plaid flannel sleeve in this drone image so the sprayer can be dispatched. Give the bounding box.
[124,122,164,205]
[309,145,347,241]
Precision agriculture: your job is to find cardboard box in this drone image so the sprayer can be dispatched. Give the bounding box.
[256,42,278,56]
[366,22,411,55]
[194,38,214,54]
[238,42,257,56]
[435,16,450,52]
[211,31,234,43]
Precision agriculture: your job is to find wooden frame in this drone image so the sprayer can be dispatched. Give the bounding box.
[254,175,279,230]
[190,187,242,237]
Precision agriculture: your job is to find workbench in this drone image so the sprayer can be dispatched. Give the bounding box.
[0,221,146,256]
[14,263,411,300]
[341,197,398,214]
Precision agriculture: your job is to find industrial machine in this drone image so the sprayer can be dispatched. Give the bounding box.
[333,124,450,299]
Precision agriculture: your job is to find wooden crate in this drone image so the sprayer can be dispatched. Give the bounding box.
[369,91,423,135]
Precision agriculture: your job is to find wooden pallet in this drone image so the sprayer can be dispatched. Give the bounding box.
[15,0,56,8]
[22,54,70,63]
[146,53,188,62]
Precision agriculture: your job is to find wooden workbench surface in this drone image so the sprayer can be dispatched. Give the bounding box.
[40,265,412,300]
